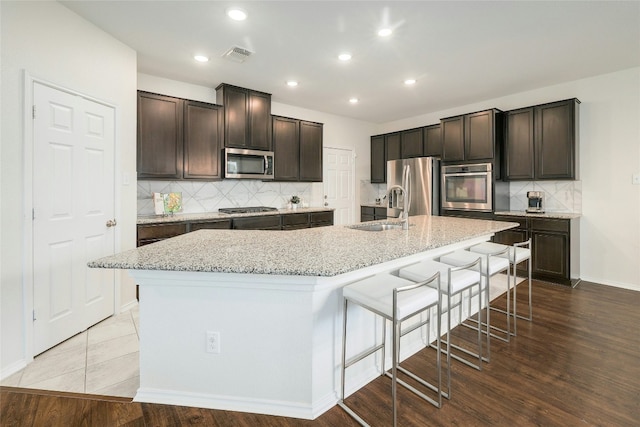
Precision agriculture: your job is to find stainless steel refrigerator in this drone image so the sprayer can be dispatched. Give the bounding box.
[387,157,440,218]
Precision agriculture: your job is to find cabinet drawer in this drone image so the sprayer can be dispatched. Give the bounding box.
[311,211,334,226]
[137,223,187,241]
[232,215,281,230]
[530,218,569,233]
[189,220,232,231]
[361,206,374,216]
[282,213,310,227]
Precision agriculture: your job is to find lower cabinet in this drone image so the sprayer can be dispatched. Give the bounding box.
[189,219,232,231]
[282,213,310,230]
[360,206,387,222]
[310,211,334,227]
[493,215,579,286]
[232,215,282,230]
[137,223,188,246]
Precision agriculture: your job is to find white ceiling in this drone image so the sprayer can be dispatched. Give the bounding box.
[60,1,640,123]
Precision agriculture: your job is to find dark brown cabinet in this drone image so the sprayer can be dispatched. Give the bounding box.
[137,92,184,179]
[216,84,272,151]
[273,116,299,181]
[137,91,223,180]
[310,211,334,227]
[505,98,579,180]
[189,219,232,231]
[361,206,387,222]
[370,135,386,183]
[385,133,402,161]
[232,215,282,230]
[492,215,579,286]
[400,127,423,158]
[441,109,502,164]
[137,223,188,246]
[183,100,224,179]
[282,213,310,230]
[272,116,323,182]
[299,121,323,182]
[423,124,442,157]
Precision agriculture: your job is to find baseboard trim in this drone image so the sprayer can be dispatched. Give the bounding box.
[0,360,27,382]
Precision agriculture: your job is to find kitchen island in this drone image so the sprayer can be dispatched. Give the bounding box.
[89,215,517,419]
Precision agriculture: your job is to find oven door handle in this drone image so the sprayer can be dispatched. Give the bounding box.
[444,172,490,178]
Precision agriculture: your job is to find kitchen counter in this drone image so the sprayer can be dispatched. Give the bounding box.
[93,215,517,276]
[494,210,581,219]
[137,206,334,225]
[91,215,517,420]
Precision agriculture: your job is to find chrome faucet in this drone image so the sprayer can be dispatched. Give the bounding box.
[387,165,411,230]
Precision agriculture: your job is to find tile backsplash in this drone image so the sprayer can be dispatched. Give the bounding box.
[508,180,582,213]
[359,179,582,213]
[137,180,320,215]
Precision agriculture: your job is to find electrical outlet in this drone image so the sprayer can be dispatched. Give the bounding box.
[632,173,640,185]
[206,331,220,354]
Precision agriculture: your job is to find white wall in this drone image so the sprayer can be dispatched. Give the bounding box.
[1,1,138,376]
[137,73,377,213]
[378,68,640,291]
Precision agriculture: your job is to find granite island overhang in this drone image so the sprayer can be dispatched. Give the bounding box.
[89,215,518,419]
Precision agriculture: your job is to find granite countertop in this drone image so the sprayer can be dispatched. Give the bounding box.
[137,207,334,225]
[91,215,518,277]
[494,211,581,219]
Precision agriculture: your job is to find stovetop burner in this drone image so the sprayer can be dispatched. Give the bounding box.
[218,206,279,214]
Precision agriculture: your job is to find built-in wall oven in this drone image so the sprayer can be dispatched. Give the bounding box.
[441,163,496,212]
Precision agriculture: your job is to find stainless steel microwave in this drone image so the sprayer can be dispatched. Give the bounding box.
[441,163,493,211]
[224,148,274,180]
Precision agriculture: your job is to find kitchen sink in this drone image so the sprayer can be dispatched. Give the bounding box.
[347,221,407,231]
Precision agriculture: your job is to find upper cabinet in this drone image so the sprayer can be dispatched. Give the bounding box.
[400,127,423,158]
[505,98,579,180]
[423,124,442,157]
[385,132,401,161]
[137,92,184,179]
[272,116,323,182]
[137,91,223,180]
[216,84,272,151]
[370,135,386,183]
[441,109,503,164]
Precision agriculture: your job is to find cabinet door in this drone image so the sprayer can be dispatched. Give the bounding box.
[249,90,272,151]
[401,127,423,158]
[385,133,401,161]
[219,85,249,148]
[232,215,281,230]
[183,101,223,179]
[441,116,464,162]
[137,223,187,246]
[531,231,569,281]
[189,219,232,231]
[282,213,310,230]
[371,135,386,183]
[465,110,495,161]
[299,121,323,182]
[273,116,300,181]
[505,107,535,180]
[423,124,442,157]
[310,211,333,227]
[137,92,183,179]
[535,99,577,180]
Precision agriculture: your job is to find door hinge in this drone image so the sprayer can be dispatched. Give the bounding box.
[33,310,36,321]
[32,105,36,119]
[32,208,35,220]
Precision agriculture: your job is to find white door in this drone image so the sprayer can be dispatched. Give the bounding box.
[32,82,116,355]
[323,147,355,225]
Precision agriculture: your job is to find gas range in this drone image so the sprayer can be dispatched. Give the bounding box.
[218,206,279,214]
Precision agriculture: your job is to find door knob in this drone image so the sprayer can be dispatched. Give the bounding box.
[324,202,328,206]
[106,219,117,227]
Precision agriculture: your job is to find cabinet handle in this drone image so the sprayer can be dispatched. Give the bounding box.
[106,219,117,228]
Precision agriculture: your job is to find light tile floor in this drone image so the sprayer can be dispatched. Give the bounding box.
[0,274,522,399]
[1,305,140,398]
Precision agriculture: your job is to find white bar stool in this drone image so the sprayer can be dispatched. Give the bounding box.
[339,272,442,427]
[469,239,532,336]
[398,258,484,380]
[439,248,510,361]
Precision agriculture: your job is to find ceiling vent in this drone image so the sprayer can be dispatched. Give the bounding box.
[222,46,253,63]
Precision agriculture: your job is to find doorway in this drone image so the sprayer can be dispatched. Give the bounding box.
[323,147,355,225]
[31,81,117,356]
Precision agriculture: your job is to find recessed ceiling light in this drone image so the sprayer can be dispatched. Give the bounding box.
[349,98,359,104]
[404,79,416,85]
[338,53,352,61]
[378,28,393,37]
[194,55,209,63]
[227,7,247,21]
[286,80,298,87]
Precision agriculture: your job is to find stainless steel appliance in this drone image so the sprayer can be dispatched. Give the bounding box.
[224,148,274,180]
[218,206,278,214]
[441,163,508,212]
[526,191,544,213]
[387,157,440,218]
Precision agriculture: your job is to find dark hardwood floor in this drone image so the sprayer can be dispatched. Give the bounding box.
[2,280,639,426]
